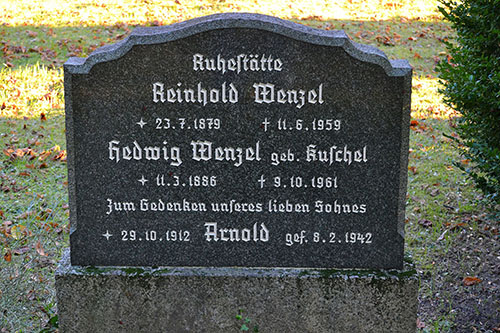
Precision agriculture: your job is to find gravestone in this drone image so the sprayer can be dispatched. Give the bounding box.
[56,13,417,332]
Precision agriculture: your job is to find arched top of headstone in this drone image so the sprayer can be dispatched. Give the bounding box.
[65,12,411,77]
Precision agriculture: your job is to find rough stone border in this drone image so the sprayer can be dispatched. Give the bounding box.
[56,248,418,332]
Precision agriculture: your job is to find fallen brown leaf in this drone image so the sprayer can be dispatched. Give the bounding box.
[38,151,51,161]
[12,246,29,255]
[36,240,46,256]
[430,188,440,197]
[418,219,432,228]
[463,276,481,286]
[52,150,66,161]
[449,222,467,231]
[408,166,418,175]
[37,208,52,221]
[16,211,35,220]
[3,148,14,157]
[11,224,27,239]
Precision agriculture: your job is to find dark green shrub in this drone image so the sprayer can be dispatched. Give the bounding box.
[438,0,500,202]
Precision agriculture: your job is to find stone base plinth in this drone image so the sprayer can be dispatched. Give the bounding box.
[55,248,418,332]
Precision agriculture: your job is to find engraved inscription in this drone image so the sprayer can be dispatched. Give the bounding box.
[101,53,375,251]
[192,53,283,74]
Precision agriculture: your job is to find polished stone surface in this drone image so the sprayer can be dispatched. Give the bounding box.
[65,13,411,268]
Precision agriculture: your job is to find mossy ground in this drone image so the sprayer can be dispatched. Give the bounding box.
[1,1,498,332]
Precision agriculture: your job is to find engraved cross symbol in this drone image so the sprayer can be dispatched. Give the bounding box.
[102,230,113,240]
[261,117,270,132]
[258,175,266,188]
[138,175,148,186]
[136,118,147,129]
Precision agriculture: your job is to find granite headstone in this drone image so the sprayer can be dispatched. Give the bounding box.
[65,13,411,269]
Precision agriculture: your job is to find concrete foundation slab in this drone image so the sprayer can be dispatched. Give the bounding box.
[56,249,418,332]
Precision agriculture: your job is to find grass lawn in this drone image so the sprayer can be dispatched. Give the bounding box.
[1,1,498,332]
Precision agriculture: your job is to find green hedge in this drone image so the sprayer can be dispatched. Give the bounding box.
[438,0,500,202]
